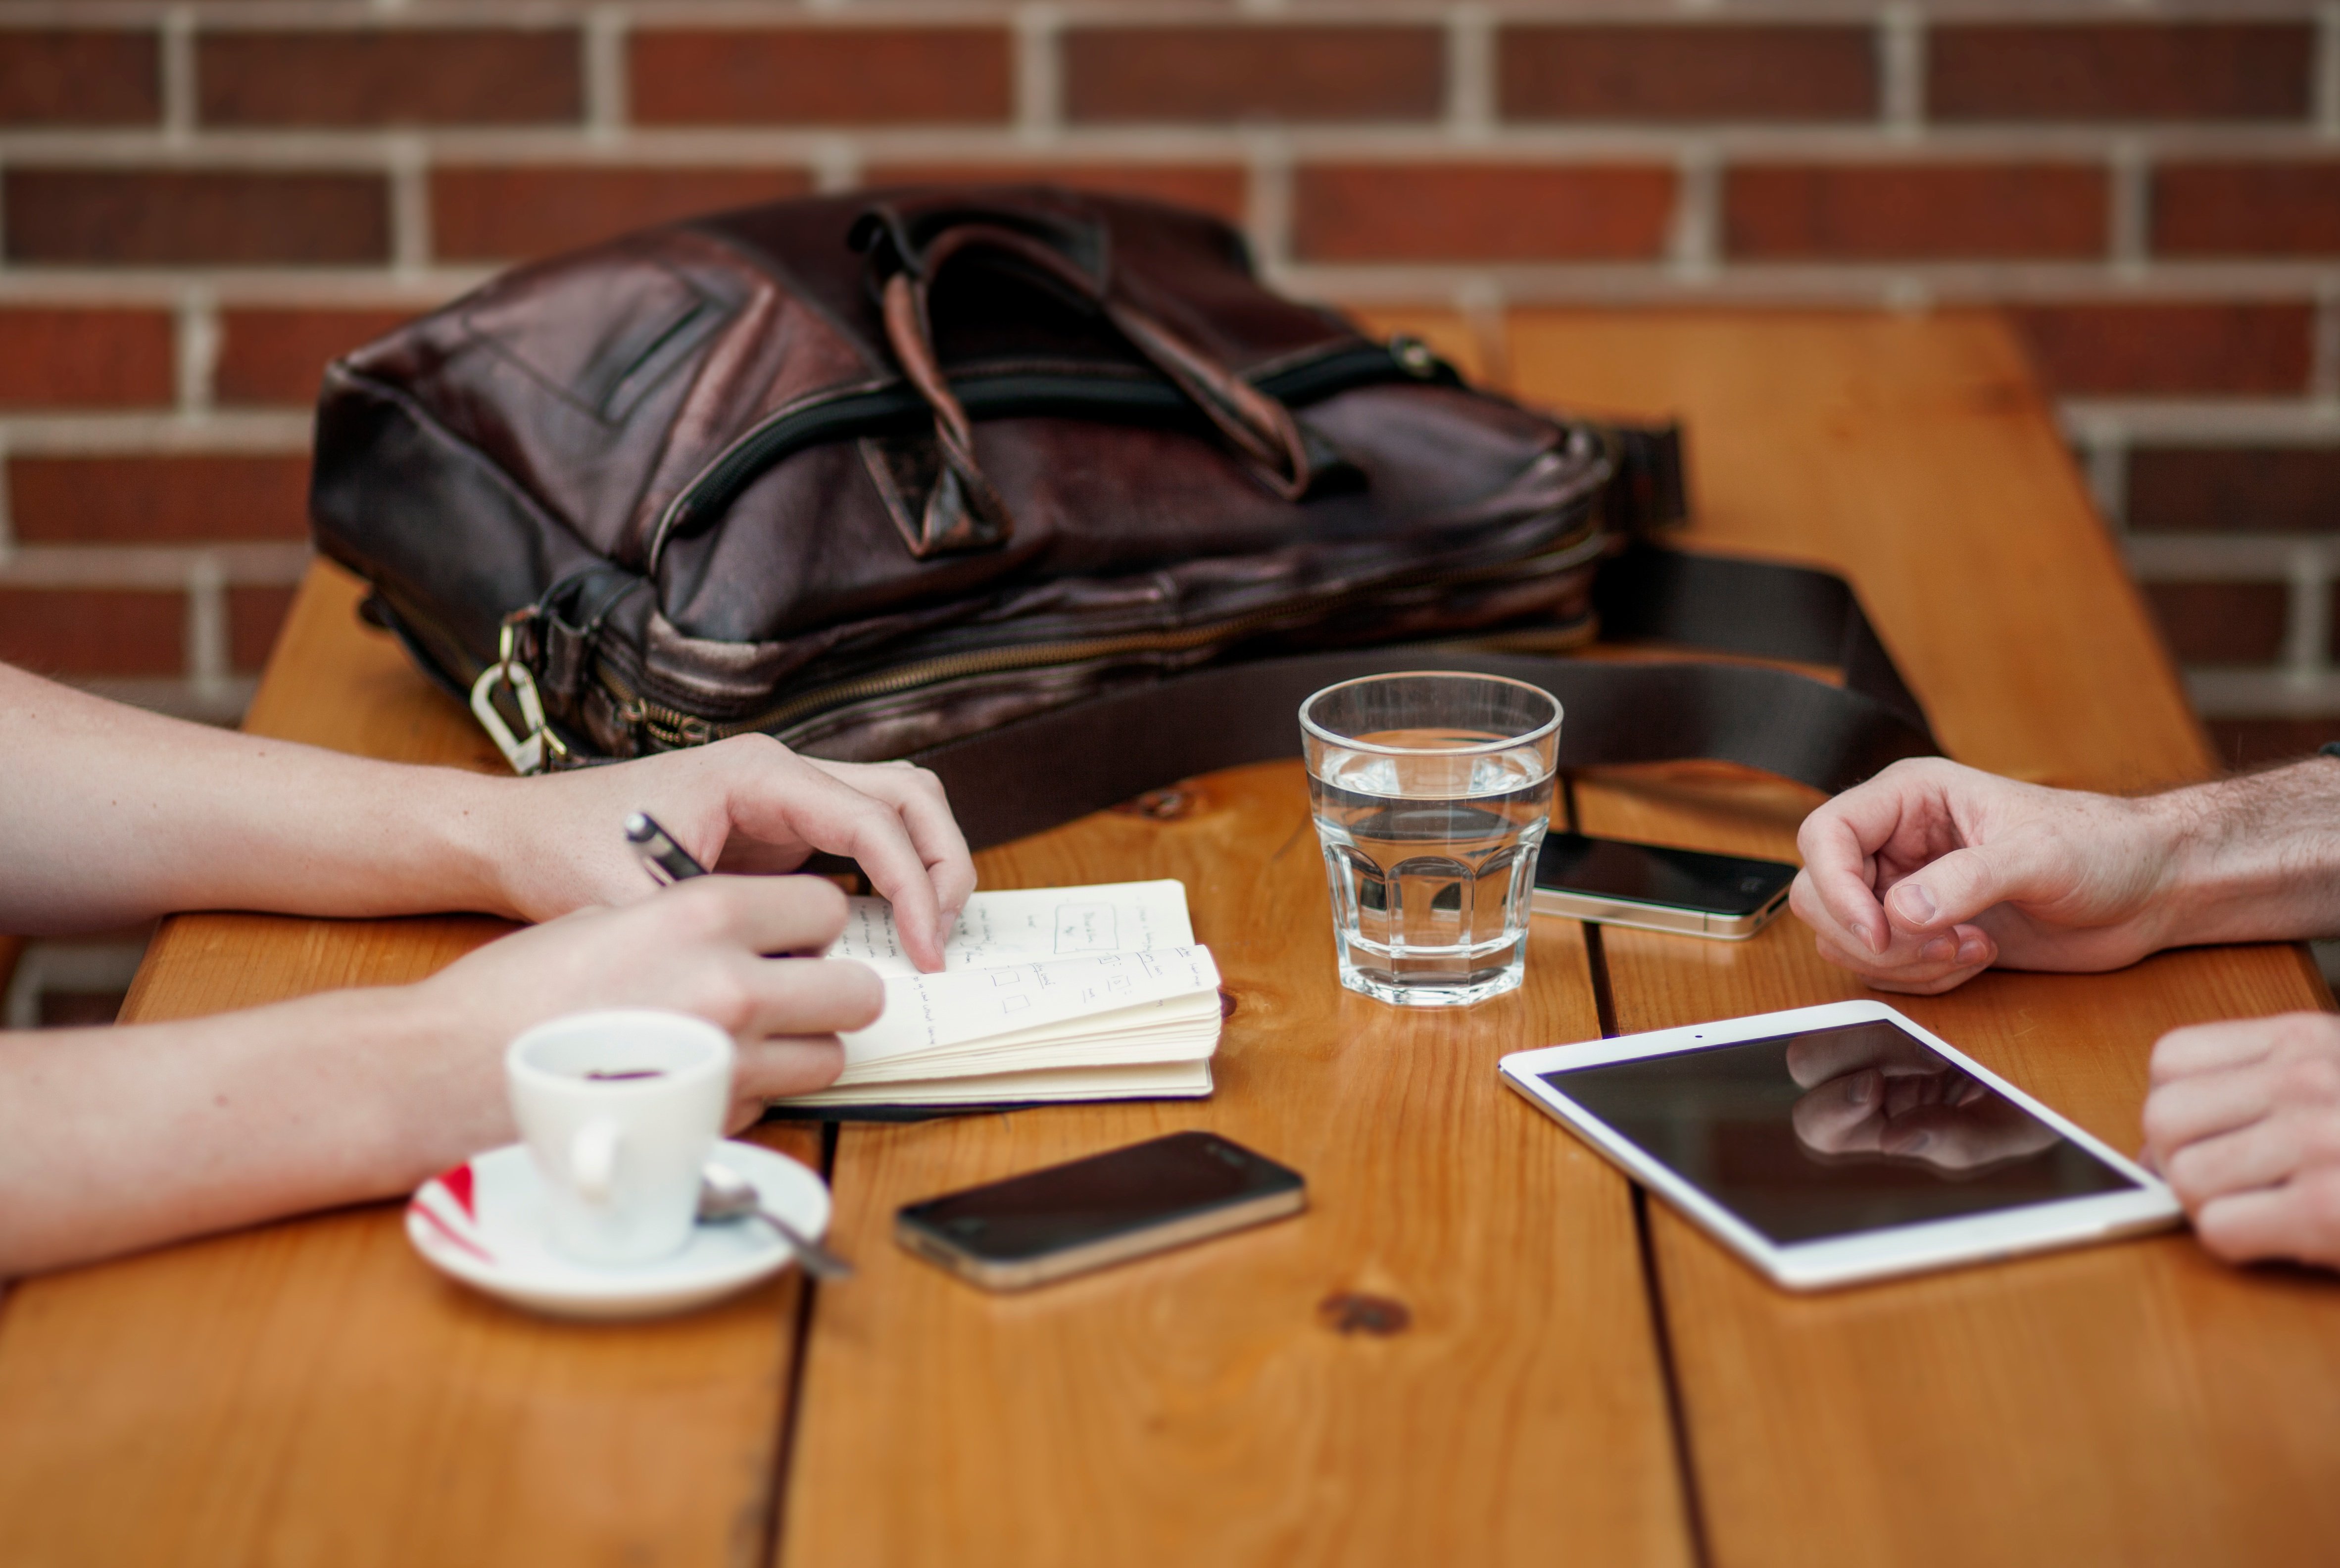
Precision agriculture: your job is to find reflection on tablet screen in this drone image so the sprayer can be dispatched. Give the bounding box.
[1541,1021,2139,1244]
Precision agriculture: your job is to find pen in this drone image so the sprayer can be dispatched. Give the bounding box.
[626,811,707,885]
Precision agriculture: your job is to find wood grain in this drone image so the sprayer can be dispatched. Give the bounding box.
[1509,309,2340,1568]
[781,762,1694,1568]
[0,562,823,1568]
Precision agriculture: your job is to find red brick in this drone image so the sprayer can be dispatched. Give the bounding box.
[0,588,184,677]
[2128,447,2340,535]
[2154,162,2340,258]
[431,166,813,262]
[1723,163,2107,260]
[631,29,1011,126]
[217,308,420,406]
[10,456,311,545]
[229,584,299,673]
[861,164,1249,226]
[0,30,159,125]
[1500,25,1873,122]
[1930,24,2312,122]
[2141,581,2287,664]
[2208,718,2340,769]
[4,170,390,266]
[1293,164,1675,263]
[0,308,175,408]
[197,28,580,127]
[1065,27,1442,124]
[2004,303,2314,397]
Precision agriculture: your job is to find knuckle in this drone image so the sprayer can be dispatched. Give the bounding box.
[695,969,758,1035]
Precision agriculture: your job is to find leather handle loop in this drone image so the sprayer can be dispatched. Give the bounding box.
[871,213,1316,510]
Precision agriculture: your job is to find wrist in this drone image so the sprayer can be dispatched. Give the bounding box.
[421,770,534,922]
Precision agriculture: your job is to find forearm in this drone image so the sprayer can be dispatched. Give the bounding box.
[0,665,516,932]
[0,984,505,1276]
[2154,759,2340,947]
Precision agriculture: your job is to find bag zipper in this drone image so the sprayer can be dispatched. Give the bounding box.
[597,523,1608,749]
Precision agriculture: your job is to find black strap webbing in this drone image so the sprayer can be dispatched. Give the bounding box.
[910,547,1939,852]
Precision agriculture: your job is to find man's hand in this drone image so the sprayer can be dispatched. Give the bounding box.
[1790,758,2187,994]
[2144,1012,2340,1271]
[476,735,975,971]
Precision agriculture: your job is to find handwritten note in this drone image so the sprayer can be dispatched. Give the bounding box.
[829,880,1194,976]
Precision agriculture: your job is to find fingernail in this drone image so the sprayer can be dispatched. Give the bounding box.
[1891,882,1938,925]
[1846,1074,1872,1106]
[1901,1132,1932,1154]
[1920,936,1956,964]
[1956,937,1988,965]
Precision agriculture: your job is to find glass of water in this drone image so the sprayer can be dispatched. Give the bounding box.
[1301,672,1561,1007]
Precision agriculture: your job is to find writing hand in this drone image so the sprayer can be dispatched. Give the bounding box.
[481,735,975,972]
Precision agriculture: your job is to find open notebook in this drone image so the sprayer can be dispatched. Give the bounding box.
[773,880,1220,1109]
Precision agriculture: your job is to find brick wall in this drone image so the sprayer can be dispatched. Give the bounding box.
[0,0,2333,763]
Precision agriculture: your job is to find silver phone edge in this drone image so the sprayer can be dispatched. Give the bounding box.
[1530,885,1791,940]
[896,1185,1308,1291]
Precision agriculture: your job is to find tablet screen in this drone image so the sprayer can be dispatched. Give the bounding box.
[1540,1020,2140,1244]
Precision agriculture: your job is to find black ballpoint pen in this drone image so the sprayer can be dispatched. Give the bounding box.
[625,811,708,885]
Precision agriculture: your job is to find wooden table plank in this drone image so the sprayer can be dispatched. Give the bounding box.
[780,769,1694,1568]
[1508,309,2340,1568]
[0,564,824,1568]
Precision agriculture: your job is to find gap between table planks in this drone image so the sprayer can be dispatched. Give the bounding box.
[0,564,824,1568]
[1510,309,2340,1568]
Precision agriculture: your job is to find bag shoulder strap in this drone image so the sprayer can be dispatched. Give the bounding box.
[909,545,1938,852]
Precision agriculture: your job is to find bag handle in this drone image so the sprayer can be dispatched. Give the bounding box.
[853,204,1317,556]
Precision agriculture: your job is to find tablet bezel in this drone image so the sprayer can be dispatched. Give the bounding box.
[1498,999,2183,1291]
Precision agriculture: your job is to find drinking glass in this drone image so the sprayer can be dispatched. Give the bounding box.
[1301,672,1561,1006]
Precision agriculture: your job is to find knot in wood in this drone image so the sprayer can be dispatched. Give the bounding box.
[1113,786,1199,821]
[1317,1292,1411,1337]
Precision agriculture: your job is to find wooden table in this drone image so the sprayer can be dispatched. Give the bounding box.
[2,311,2334,1568]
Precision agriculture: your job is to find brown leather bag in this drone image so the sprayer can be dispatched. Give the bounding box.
[312,187,1934,845]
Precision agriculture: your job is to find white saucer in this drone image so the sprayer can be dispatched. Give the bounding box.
[405,1138,832,1320]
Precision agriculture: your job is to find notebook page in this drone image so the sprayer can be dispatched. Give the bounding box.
[841,946,1221,1067]
[829,880,1195,977]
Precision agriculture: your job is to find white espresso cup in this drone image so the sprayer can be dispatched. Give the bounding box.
[505,1010,735,1268]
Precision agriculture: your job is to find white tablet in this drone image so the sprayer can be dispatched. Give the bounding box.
[1499,1000,2182,1290]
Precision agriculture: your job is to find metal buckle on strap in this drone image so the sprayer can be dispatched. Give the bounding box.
[469,613,569,775]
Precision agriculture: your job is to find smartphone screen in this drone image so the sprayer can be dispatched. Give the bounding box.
[1536,832,1796,917]
[897,1132,1305,1278]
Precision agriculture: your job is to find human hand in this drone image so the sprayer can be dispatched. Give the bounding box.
[405,874,881,1151]
[2143,1012,2340,1270]
[1785,1023,2059,1170]
[474,735,975,971]
[1790,758,2186,994]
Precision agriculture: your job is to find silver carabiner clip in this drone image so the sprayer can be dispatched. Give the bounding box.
[469,614,563,775]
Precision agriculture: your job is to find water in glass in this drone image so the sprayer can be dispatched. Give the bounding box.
[1302,675,1559,1007]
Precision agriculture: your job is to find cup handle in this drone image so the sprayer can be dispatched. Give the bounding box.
[570,1119,623,1204]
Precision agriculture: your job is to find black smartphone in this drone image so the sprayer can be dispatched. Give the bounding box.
[1532,831,1798,939]
[895,1131,1307,1290]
